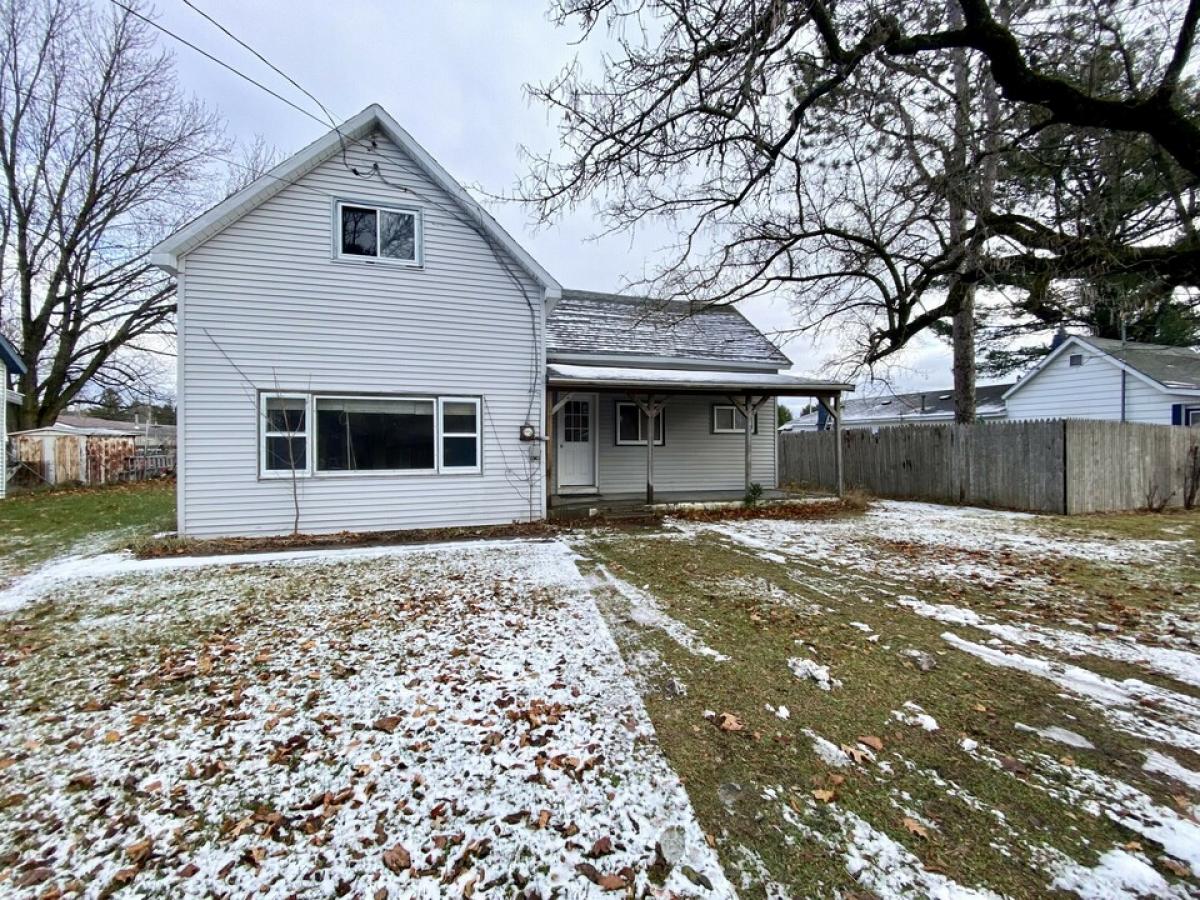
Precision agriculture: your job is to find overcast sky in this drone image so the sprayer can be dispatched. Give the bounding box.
[146,0,970,403]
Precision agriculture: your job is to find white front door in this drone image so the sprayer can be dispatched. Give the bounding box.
[557,396,596,490]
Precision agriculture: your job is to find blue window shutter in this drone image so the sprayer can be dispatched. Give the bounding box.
[1172,404,1183,425]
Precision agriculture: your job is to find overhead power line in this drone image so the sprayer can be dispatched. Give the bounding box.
[107,0,328,128]
[177,0,339,128]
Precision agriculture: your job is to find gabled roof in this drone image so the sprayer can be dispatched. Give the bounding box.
[151,104,560,298]
[0,333,26,376]
[546,290,791,368]
[1004,335,1200,400]
[785,382,1011,429]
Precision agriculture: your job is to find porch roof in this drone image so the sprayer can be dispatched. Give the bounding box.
[546,363,853,396]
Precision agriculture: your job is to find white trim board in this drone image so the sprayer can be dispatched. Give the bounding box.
[150,104,561,301]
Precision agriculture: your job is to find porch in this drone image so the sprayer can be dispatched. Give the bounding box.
[545,363,853,506]
[550,487,793,514]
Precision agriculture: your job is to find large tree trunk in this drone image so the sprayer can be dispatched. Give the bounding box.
[948,0,977,424]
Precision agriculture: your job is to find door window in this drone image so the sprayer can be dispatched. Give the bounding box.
[564,400,590,442]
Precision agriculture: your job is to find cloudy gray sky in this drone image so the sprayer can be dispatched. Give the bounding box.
[147,0,967,402]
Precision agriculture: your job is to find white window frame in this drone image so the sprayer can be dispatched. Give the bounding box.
[438,397,482,474]
[615,401,665,446]
[313,394,438,476]
[260,392,312,479]
[712,404,758,434]
[1187,406,1200,426]
[334,200,423,267]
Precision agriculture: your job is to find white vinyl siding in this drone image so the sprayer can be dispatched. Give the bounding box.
[1006,345,1197,424]
[177,129,544,536]
[595,394,776,492]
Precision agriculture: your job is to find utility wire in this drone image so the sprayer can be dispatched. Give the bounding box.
[174,0,365,177]
[107,0,328,128]
[178,0,338,126]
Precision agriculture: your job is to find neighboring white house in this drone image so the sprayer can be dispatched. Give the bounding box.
[1004,335,1200,425]
[0,333,28,500]
[782,383,1012,431]
[151,105,850,537]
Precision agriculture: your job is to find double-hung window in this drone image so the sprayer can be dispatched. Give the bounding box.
[713,404,758,434]
[439,398,481,473]
[261,394,310,477]
[337,201,421,265]
[615,401,665,446]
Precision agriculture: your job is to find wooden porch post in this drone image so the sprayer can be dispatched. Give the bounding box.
[729,394,768,493]
[632,394,665,505]
[743,394,753,493]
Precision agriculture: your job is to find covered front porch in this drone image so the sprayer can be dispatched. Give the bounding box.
[546,363,852,507]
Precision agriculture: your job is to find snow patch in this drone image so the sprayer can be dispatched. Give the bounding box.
[1014,722,1095,749]
[788,656,841,691]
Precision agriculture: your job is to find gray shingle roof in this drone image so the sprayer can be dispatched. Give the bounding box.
[1076,336,1200,390]
[786,383,1012,428]
[546,289,790,367]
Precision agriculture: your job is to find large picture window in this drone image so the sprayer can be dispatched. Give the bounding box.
[337,201,421,265]
[316,398,435,472]
[261,394,309,476]
[712,404,758,434]
[259,392,481,478]
[615,401,665,446]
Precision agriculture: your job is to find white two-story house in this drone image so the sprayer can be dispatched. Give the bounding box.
[152,105,850,537]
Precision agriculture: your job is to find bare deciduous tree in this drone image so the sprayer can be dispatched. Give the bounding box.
[522,0,1199,410]
[0,0,225,428]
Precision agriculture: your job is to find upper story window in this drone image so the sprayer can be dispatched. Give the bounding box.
[337,201,421,265]
[1068,354,1084,367]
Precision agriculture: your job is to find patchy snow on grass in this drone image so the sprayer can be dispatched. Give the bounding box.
[788,656,841,691]
[803,729,851,768]
[965,739,1200,874]
[942,631,1200,751]
[900,596,1200,690]
[682,500,1181,593]
[592,564,730,662]
[1143,750,1200,793]
[780,799,1001,900]
[0,540,732,898]
[1051,848,1188,899]
[1014,722,1095,750]
[891,701,939,732]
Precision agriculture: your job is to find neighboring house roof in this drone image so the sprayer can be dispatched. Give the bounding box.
[150,104,561,300]
[0,333,26,376]
[784,382,1012,430]
[57,414,176,438]
[546,290,792,368]
[547,362,852,394]
[1004,335,1200,400]
[11,423,139,438]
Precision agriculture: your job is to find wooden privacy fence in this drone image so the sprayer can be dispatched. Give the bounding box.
[779,420,1200,514]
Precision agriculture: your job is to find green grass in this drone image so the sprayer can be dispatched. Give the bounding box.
[0,481,175,579]
[573,517,1200,898]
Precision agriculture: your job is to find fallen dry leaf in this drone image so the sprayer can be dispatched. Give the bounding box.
[812,789,836,803]
[858,735,884,752]
[716,712,744,732]
[373,716,402,734]
[382,844,411,874]
[903,817,929,839]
